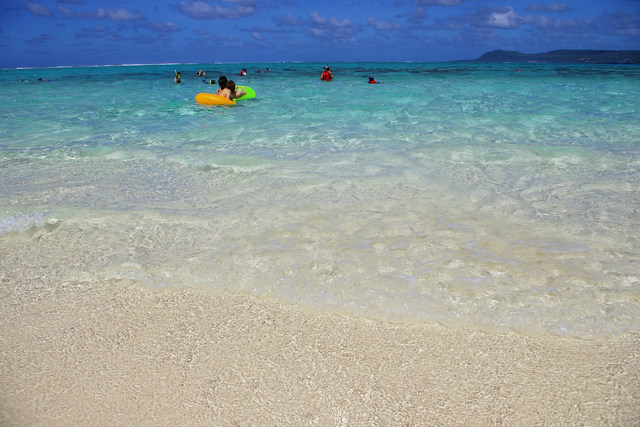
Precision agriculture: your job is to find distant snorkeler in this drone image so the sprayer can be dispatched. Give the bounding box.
[203,79,216,84]
[174,71,181,84]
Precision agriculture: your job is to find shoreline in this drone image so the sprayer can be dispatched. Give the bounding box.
[1,281,638,425]
[1,61,639,424]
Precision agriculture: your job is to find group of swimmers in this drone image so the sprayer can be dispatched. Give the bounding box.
[176,65,379,86]
[242,68,270,75]
[175,70,246,100]
[176,67,273,84]
[321,65,380,84]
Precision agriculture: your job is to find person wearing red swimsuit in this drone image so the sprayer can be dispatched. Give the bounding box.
[320,65,333,81]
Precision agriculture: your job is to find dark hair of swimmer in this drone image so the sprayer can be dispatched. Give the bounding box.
[218,75,228,90]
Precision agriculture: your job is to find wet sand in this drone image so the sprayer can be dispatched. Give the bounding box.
[1,280,639,426]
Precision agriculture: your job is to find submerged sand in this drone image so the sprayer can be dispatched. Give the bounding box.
[1,279,638,426]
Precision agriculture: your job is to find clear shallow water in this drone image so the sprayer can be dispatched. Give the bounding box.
[1,62,639,337]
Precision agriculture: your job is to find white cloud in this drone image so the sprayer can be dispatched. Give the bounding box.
[139,21,181,33]
[177,0,257,19]
[367,18,401,31]
[486,7,519,29]
[309,11,353,28]
[527,3,573,13]
[308,11,359,40]
[99,8,143,21]
[274,13,305,27]
[57,6,146,21]
[414,0,466,5]
[25,2,53,17]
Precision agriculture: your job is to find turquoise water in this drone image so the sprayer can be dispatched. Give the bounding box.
[1,62,639,337]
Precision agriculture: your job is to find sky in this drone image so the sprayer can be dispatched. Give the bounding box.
[1,0,639,68]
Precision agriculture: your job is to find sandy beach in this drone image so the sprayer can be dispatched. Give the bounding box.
[1,277,638,425]
[1,61,640,425]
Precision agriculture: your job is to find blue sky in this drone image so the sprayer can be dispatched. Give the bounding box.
[1,0,639,68]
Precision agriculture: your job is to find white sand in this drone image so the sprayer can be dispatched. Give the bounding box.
[1,280,638,426]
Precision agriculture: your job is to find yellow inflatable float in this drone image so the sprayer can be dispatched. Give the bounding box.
[196,92,236,106]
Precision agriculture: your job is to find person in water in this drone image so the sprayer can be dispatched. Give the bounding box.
[197,69,205,77]
[320,66,333,81]
[368,76,379,84]
[174,71,181,84]
[218,80,247,100]
[203,79,216,85]
[216,75,228,94]
[240,68,247,76]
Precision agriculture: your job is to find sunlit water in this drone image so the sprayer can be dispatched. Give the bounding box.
[1,62,639,338]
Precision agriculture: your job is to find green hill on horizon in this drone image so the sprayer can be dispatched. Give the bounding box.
[465,49,640,64]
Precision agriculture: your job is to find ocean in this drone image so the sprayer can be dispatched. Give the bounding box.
[1,62,639,339]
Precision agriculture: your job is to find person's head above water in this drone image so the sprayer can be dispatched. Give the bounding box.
[218,75,228,90]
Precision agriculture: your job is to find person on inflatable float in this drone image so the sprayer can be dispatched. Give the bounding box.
[320,66,333,81]
[218,80,247,101]
[216,75,228,94]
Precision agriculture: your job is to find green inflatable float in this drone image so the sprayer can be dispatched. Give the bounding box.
[235,85,256,101]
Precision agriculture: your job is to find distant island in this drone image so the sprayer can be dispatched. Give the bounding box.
[463,49,640,64]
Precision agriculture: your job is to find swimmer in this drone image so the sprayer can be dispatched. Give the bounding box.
[197,69,206,77]
[174,71,181,84]
[202,79,216,84]
[240,68,247,76]
[233,83,247,99]
[218,80,246,100]
[216,75,228,95]
[368,76,379,84]
[320,65,333,81]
